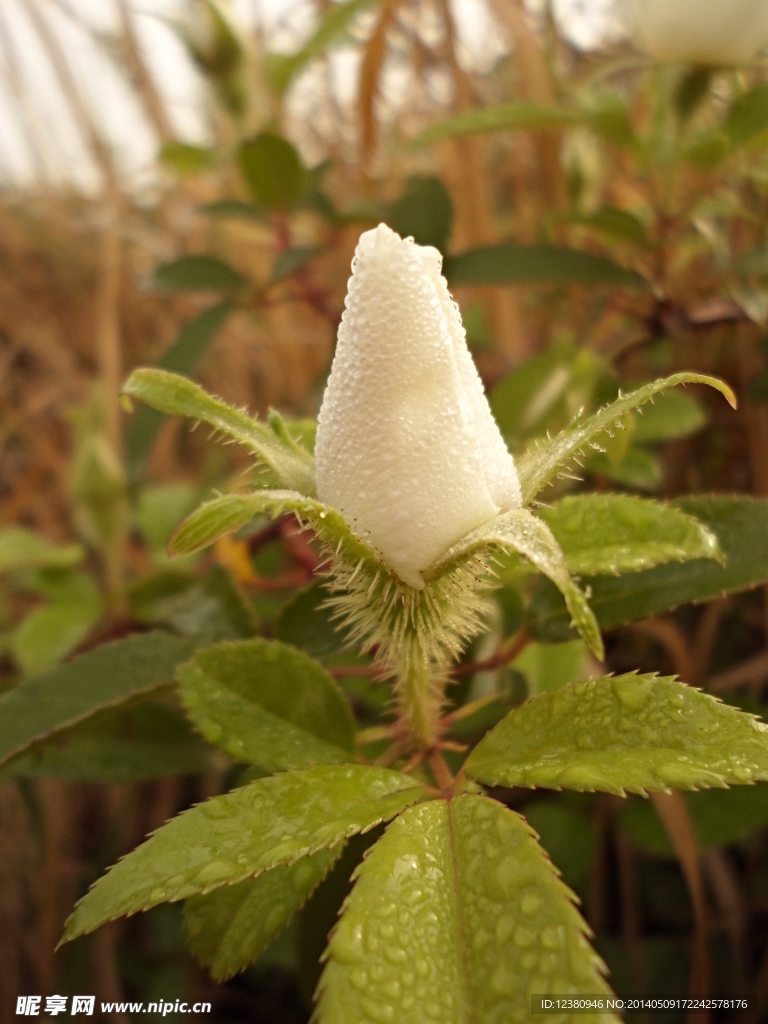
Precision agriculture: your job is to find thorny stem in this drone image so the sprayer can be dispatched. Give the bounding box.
[427,748,454,795]
[399,659,443,750]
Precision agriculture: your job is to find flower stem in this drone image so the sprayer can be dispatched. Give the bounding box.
[398,659,444,750]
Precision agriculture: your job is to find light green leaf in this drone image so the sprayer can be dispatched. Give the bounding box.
[267,0,377,94]
[123,369,316,496]
[444,243,642,288]
[465,674,768,795]
[513,640,587,696]
[410,102,580,147]
[0,527,84,573]
[10,596,103,677]
[135,484,200,552]
[125,302,234,483]
[538,495,721,576]
[0,632,195,770]
[4,704,210,783]
[629,389,706,443]
[427,507,603,660]
[517,372,736,504]
[238,133,308,210]
[527,496,768,639]
[160,142,217,175]
[152,255,247,292]
[177,638,355,771]
[275,579,348,659]
[184,845,342,981]
[318,796,615,1023]
[60,765,424,942]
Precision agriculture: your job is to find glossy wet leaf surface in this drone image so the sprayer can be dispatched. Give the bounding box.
[318,796,615,1024]
[61,765,424,943]
[177,638,355,770]
[184,845,342,981]
[465,674,768,795]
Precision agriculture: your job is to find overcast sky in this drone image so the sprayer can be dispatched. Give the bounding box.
[0,0,622,191]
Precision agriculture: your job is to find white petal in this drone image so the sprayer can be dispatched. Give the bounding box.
[315,224,521,589]
[615,0,768,64]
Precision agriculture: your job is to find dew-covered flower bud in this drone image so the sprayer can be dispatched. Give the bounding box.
[315,224,521,589]
[615,0,768,65]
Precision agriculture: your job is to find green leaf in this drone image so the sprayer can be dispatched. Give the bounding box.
[123,369,316,496]
[184,845,342,981]
[271,245,323,282]
[10,595,103,677]
[564,207,652,247]
[4,703,210,783]
[723,83,768,149]
[238,133,307,210]
[198,199,267,221]
[0,527,84,573]
[524,801,596,891]
[267,0,377,94]
[318,796,614,1022]
[528,496,768,638]
[538,495,721,576]
[629,389,706,443]
[516,372,736,504]
[177,638,355,771]
[0,632,195,770]
[674,68,713,124]
[444,243,642,288]
[125,303,234,482]
[60,765,424,942]
[160,142,217,176]
[152,255,247,293]
[410,102,579,147]
[427,507,603,660]
[465,674,768,795]
[275,579,348,659]
[135,484,200,551]
[513,640,587,696]
[386,177,453,252]
[489,348,573,438]
[584,446,663,492]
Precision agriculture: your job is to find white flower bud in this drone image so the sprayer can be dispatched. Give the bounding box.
[615,0,768,65]
[315,224,521,589]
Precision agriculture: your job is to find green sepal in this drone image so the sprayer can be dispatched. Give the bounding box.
[427,507,603,660]
[539,495,722,576]
[122,369,316,496]
[317,796,615,1024]
[517,373,736,505]
[185,845,342,981]
[465,674,768,796]
[60,765,424,944]
[177,638,355,771]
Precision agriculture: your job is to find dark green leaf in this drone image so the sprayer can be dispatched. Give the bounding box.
[410,102,579,147]
[0,528,84,573]
[539,495,721,576]
[238,133,307,210]
[528,496,768,638]
[674,68,713,124]
[524,801,596,891]
[275,579,348,659]
[444,244,643,288]
[564,207,651,247]
[271,245,323,282]
[125,303,234,483]
[386,177,453,252]
[723,84,768,148]
[177,638,354,770]
[630,390,706,442]
[465,674,768,795]
[0,632,195,770]
[160,142,217,176]
[198,199,267,220]
[318,796,615,1022]
[184,845,341,981]
[152,256,246,293]
[584,446,663,491]
[60,765,424,942]
[123,369,316,496]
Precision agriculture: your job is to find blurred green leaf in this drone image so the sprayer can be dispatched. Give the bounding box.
[540,495,720,576]
[735,247,768,277]
[123,369,316,496]
[580,93,639,150]
[267,0,377,94]
[4,703,210,782]
[135,484,200,552]
[61,765,425,942]
[565,207,652,247]
[129,567,256,643]
[466,674,768,795]
[275,579,347,659]
[318,797,615,1021]
[630,390,706,442]
[0,528,84,573]
[444,243,642,287]
[271,245,323,282]
[125,303,235,484]
[489,348,573,438]
[386,176,453,252]
[723,83,768,148]
[152,256,246,293]
[527,496,768,640]
[0,632,195,770]
[177,638,354,770]
[238,133,307,210]
[585,446,663,491]
[524,800,596,890]
[10,595,103,678]
[184,845,341,981]
[411,102,579,147]
[198,199,267,220]
[513,640,587,696]
[674,68,713,124]
[160,142,217,176]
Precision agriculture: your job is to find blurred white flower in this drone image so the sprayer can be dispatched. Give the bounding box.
[315,224,521,589]
[615,0,768,64]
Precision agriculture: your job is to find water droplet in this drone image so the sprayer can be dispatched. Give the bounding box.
[520,889,542,916]
[540,925,564,949]
[490,960,516,997]
[350,968,368,991]
[495,913,515,944]
[149,887,167,903]
[513,925,536,948]
[613,676,651,711]
[194,860,235,886]
[361,997,394,1023]
[334,922,365,964]
[415,957,430,978]
[384,945,407,965]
